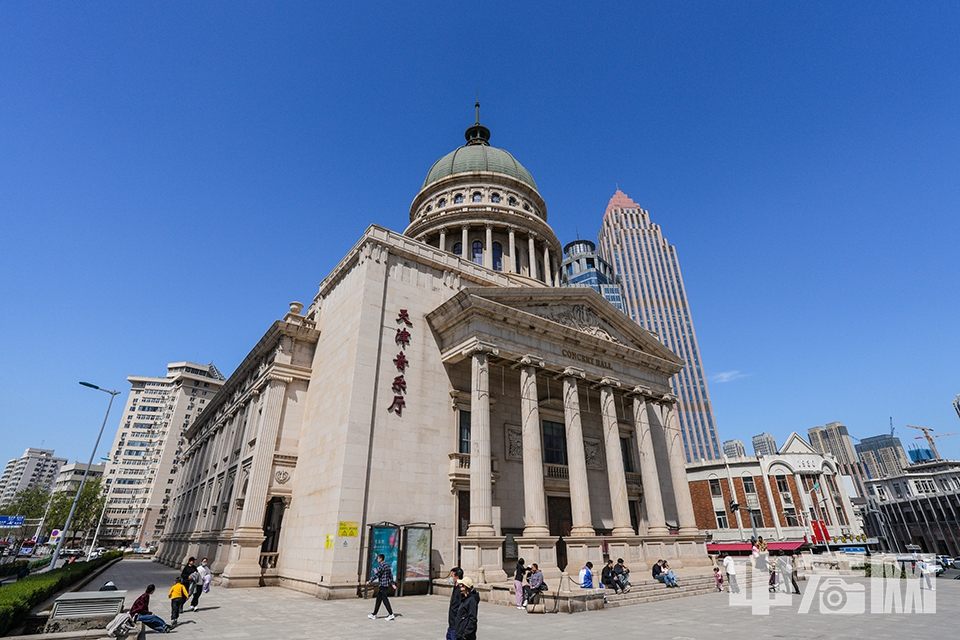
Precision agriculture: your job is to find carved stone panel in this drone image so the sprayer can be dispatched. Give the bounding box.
[583,438,604,470]
[505,426,523,461]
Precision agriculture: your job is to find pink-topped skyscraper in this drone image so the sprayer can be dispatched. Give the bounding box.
[597,190,720,461]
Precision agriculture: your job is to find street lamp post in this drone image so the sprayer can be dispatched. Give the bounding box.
[50,382,120,570]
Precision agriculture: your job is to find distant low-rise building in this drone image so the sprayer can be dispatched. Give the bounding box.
[0,448,66,506]
[688,433,864,554]
[865,459,960,555]
[53,462,106,495]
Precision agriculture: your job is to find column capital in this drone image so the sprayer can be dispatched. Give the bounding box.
[513,354,545,369]
[660,393,678,405]
[528,231,540,240]
[461,223,470,230]
[598,376,621,389]
[460,338,499,359]
[484,222,493,229]
[628,385,654,398]
[560,366,585,380]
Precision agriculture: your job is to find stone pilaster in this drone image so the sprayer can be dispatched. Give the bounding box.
[543,246,552,285]
[633,391,668,536]
[562,368,594,536]
[519,357,549,537]
[467,347,495,536]
[461,225,469,257]
[484,224,493,270]
[528,233,537,279]
[508,227,517,273]
[439,229,447,251]
[221,375,288,587]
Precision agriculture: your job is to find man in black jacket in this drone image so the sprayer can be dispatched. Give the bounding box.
[455,577,480,640]
[446,567,464,640]
[601,560,621,593]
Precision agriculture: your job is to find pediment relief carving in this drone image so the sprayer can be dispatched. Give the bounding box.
[532,304,627,347]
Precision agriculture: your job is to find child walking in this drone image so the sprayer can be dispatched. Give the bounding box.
[713,566,724,592]
[168,577,189,627]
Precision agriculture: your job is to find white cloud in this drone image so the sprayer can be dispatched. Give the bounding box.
[711,370,750,383]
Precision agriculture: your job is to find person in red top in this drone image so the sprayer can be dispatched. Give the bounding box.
[129,584,170,632]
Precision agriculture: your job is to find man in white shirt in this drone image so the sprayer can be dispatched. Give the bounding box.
[722,554,740,594]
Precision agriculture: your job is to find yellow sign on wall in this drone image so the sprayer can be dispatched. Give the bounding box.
[325,534,334,549]
[338,521,359,537]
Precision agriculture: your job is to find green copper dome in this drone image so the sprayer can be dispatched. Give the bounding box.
[421,104,538,191]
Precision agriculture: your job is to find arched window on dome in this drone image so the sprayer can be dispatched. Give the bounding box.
[425,205,432,213]
[491,193,501,203]
[438,198,447,208]
[472,240,483,265]
[472,192,483,203]
[453,242,462,256]
[454,193,464,204]
[523,202,530,211]
[492,242,503,271]
[508,196,517,207]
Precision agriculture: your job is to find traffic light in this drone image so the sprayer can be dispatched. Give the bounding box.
[729,499,739,512]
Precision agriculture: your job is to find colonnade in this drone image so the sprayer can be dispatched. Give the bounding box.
[459,343,699,579]
[432,224,560,285]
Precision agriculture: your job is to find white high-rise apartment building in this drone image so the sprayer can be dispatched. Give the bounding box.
[101,362,224,549]
[0,448,67,506]
[752,433,778,457]
[53,462,106,495]
[597,190,720,461]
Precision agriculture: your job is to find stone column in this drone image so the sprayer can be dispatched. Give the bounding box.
[528,233,537,279]
[600,379,633,536]
[759,462,783,539]
[661,397,698,536]
[632,391,668,536]
[221,375,288,587]
[562,368,594,536]
[484,224,493,270]
[543,246,552,285]
[439,229,446,251]
[794,473,814,543]
[461,225,469,258]
[821,474,842,533]
[520,358,549,537]
[515,356,560,579]
[508,227,517,273]
[467,349,495,536]
[458,341,505,582]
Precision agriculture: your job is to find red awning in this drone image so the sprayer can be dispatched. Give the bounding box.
[706,540,805,553]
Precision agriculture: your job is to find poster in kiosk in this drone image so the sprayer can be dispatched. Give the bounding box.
[365,522,434,597]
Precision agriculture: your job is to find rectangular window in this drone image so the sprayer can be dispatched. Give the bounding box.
[750,509,764,529]
[542,420,567,465]
[715,511,729,529]
[709,478,723,497]
[458,410,471,455]
[742,477,756,494]
[776,476,789,493]
[784,508,799,527]
[620,437,634,472]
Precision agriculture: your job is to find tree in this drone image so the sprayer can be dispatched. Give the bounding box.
[47,478,106,546]
[0,485,51,519]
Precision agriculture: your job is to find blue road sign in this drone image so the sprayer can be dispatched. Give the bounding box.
[0,515,26,528]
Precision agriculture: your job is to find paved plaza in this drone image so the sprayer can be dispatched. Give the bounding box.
[82,559,956,639]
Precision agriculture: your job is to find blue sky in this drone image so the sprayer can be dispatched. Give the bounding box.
[1,1,958,464]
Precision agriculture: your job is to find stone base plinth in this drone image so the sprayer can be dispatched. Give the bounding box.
[563,537,604,575]
[641,534,711,568]
[515,535,561,581]
[459,535,506,583]
[605,536,648,572]
[219,528,266,588]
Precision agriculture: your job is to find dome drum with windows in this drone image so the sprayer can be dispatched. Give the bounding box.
[405,104,562,286]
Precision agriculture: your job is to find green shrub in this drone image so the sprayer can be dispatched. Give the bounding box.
[0,561,28,578]
[29,556,52,570]
[0,551,121,635]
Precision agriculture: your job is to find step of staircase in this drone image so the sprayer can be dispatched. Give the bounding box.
[603,576,719,608]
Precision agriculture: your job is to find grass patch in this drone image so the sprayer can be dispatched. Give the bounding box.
[0,551,121,635]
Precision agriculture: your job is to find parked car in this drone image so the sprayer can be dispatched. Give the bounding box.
[953,557,960,569]
[936,555,951,568]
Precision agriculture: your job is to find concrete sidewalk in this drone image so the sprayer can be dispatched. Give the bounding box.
[79,559,957,639]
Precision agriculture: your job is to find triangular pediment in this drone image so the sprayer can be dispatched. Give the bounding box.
[779,432,817,455]
[466,287,683,367]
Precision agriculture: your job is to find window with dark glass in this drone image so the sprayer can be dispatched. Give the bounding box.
[742,477,756,494]
[750,509,764,528]
[472,240,483,265]
[776,476,789,493]
[472,192,483,202]
[492,242,503,271]
[454,193,464,204]
[542,420,567,465]
[715,511,729,529]
[784,508,799,527]
[453,242,462,256]
[459,411,471,454]
[709,478,723,497]
[620,437,634,472]
[508,197,517,206]
[491,193,501,203]
[438,198,446,207]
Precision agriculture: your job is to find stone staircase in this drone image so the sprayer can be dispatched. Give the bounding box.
[603,573,718,608]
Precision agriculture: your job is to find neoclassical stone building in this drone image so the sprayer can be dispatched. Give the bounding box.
[157,110,708,598]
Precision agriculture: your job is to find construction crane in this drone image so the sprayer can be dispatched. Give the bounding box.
[906,425,957,461]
